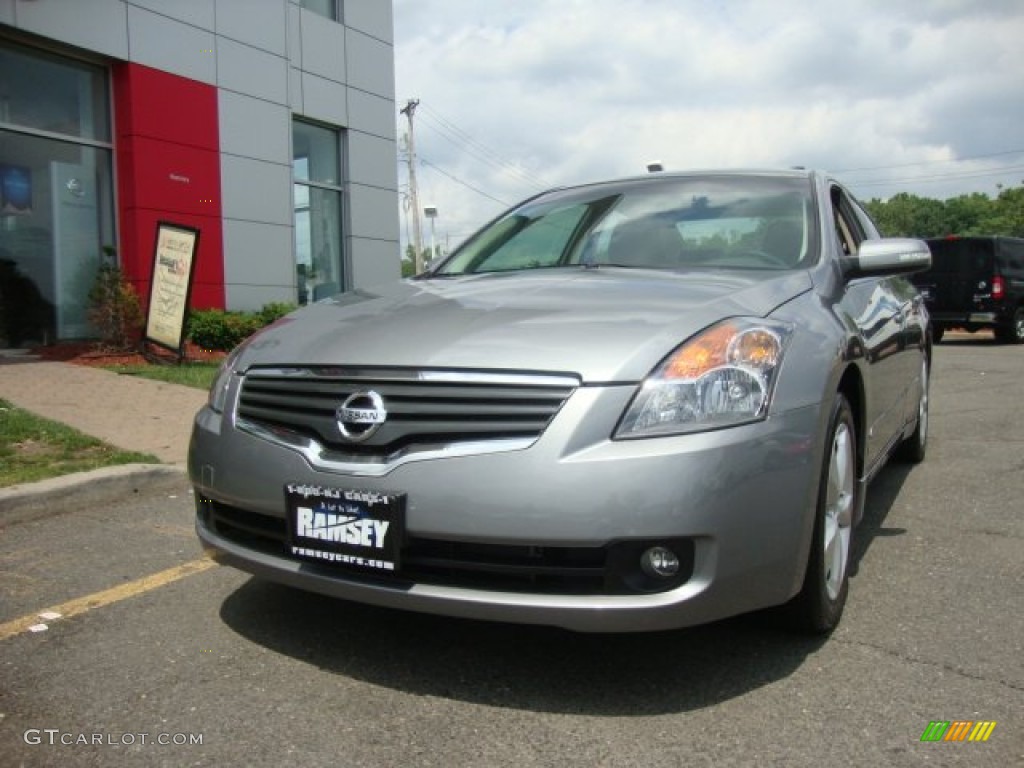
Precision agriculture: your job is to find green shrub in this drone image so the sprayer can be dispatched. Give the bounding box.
[187,310,260,351]
[185,309,225,350]
[88,256,143,351]
[187,302,297,351]
[258,301,298,325]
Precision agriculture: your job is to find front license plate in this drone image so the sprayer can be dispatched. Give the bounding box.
[286,484,405,572]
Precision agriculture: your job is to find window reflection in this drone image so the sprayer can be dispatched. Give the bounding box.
[299,0,338,21]
[0,42,113,343]
[0,42,110,141]
[293,121,343,305]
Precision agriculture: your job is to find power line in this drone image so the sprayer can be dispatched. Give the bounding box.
[418,156,514,208]
[419,104,549,188]
[418,119,547,195]
[850,164,1024,189]
[418,103,551,192]
[835,148,1024,176]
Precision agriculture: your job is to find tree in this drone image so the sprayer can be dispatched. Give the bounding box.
[984,184,1024,237]
[943,192,991,235]
[864,193,949,237]
[402,244,442,277]
[864,183,1024,238]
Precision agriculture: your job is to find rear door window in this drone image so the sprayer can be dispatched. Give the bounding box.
[927,238,995,276]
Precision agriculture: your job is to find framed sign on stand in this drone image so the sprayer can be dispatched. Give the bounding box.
[144,221,199,363]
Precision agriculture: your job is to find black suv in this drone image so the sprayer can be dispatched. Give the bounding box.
[913,236,1024,343]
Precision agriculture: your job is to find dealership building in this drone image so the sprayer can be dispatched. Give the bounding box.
[0,0,399,343]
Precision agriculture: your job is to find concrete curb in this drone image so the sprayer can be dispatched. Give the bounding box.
[0,464,190,527]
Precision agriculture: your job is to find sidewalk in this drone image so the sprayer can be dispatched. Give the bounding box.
[0,360,207,522]
[0,360,206,465]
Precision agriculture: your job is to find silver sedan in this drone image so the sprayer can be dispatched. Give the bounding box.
[189,169,931,633]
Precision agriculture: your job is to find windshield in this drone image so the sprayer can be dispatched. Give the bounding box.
[434,175,816,275]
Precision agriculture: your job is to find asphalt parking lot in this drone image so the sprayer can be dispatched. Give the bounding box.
[1,339,1021,768]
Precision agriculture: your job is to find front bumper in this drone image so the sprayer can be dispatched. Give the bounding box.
[190,383,824,633]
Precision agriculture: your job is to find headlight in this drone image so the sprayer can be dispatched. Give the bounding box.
[615,318,793,438]
[206,316,293,413]
[208,345,244,414]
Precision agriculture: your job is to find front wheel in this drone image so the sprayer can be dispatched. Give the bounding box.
[786,393,858,634]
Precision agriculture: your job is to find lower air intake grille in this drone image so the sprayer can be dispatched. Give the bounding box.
[198,498,693,596]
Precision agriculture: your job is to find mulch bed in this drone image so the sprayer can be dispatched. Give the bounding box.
[31,341,226,367]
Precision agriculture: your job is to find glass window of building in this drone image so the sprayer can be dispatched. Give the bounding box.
[0,41,114,343]
[293,120,344,305]
[299,0,338,21]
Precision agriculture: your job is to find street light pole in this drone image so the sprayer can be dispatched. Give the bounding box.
[424,205,438,264]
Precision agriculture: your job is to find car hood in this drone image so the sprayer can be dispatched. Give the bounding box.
[238,269,813,383]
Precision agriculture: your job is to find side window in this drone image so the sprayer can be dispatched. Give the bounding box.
[849,196,881,240]
[1000,239,1024,271]
[830,186,866,256]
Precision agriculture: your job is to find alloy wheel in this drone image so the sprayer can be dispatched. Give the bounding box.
[823,421,854,601]
[917,359,929,446]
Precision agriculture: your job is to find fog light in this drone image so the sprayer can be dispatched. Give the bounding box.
[640,546,680,578]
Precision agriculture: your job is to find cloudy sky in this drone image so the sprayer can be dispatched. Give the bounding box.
[392,0,1024,250]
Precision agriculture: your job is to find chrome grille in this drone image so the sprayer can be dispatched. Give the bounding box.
[236,368,578,456]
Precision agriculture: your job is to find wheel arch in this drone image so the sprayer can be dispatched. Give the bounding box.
[786,359,866,601]
[836,364,866,475]
[835,363,868,526]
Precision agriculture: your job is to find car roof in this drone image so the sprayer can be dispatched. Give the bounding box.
[543,168,820,196]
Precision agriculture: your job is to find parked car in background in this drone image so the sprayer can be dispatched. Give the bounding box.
[914,236,1024,343]
[190,169,932,635]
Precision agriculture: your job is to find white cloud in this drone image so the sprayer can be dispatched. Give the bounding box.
[393,0,1024,252]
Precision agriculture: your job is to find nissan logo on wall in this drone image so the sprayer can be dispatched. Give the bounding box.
[336,391,387,442]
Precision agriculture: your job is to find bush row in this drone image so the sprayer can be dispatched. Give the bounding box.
[187,302,296,351]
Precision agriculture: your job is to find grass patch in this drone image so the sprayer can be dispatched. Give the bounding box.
[0,399,159,487]
[101,362,220,390]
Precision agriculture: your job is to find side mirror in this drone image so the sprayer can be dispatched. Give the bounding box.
[845,238,932,277]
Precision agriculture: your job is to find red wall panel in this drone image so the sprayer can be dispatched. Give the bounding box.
[114,66,219,151]
[118,136,221,215]
[113,63,224,310]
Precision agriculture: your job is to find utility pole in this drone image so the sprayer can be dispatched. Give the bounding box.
[400,98,424,274]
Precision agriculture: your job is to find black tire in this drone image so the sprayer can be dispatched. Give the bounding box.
[894,356,929,464]
[786,393,858,634]
[995,307,1024,344]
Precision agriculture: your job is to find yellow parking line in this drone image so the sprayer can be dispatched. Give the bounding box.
[0,557,218,642]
